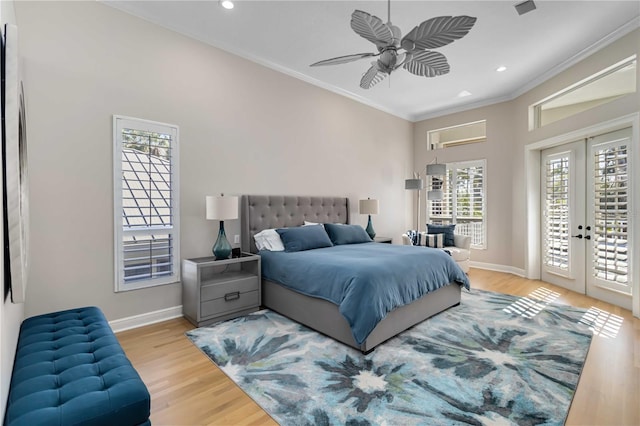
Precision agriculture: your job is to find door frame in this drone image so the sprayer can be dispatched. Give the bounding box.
[524,113,640,317]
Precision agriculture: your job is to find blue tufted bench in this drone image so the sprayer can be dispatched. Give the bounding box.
[4,307,151,426]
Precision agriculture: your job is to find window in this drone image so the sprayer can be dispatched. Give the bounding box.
[427,120,486,150]
[113,116,180,292]
[428,160,486,248]
[531,56,636,129]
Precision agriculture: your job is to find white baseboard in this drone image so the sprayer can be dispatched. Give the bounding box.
[109,305,183,333]
[469,261,526,278]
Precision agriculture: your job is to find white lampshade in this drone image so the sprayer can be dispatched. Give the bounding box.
[426,163,446,176]
[427,190,444,200]
[405,178,424,190]
[359,198,379,215]
[206,195,239,220]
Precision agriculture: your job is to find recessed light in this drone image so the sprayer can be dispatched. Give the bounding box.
[458,90,472,98]
[496,66,507,72]
[220,0,234,10]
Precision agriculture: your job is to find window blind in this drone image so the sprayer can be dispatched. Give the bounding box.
[592,144,628,284]
[543,156,570,271]
[428,160,486,248]
[454,164,484,246]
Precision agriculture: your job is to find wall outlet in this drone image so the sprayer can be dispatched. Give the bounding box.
[234,234,240,244]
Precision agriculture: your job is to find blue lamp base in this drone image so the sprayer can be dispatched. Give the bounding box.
[213,221,232,260]
[365,215,376,239]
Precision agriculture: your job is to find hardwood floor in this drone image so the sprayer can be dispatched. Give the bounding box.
[117,269,640,425]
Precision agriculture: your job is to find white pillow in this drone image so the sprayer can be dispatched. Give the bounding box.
[304,221,321,226]
[253,231,269,251]
[253,229,285,251]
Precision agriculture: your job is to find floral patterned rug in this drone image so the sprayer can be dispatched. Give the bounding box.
[186,289,594,425]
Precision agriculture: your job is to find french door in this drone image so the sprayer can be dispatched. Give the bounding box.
[541,127,632,309]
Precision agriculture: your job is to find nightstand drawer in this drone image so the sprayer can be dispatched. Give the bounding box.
[201,289,259,318]
[201,274,259,302]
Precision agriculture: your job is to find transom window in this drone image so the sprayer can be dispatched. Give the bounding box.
[113,116,180,292]
[427,120,486,150]
[531,56,636,129]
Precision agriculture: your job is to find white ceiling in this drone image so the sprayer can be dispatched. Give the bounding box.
[104,1,640,122]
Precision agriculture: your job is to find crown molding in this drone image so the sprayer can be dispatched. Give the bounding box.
[509,15,640,101]
[411,16,640,122]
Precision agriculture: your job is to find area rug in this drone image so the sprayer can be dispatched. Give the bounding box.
[186,289,594,425]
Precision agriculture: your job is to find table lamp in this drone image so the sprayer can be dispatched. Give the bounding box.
[206,194,238,260]
[359,198,379,239]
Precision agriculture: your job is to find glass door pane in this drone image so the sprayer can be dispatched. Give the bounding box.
[588,128,632,298]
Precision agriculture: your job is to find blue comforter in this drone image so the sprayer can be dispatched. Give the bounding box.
[260,242,470,345]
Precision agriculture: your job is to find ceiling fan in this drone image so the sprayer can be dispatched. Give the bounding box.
[310,1,477,89]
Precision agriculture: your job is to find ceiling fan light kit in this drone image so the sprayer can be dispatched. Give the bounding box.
[310,0,477,89]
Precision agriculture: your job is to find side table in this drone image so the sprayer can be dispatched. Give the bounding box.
[182,253,261,327]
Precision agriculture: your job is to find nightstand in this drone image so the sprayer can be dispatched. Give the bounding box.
[182,253,261,327]
[374,237,393,244]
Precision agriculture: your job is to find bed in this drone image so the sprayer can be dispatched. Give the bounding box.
[240,195,468,353]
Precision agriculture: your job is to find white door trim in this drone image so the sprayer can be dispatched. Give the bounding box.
[524,113,640,318]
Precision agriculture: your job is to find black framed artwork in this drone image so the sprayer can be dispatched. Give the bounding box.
[2,23,29,304]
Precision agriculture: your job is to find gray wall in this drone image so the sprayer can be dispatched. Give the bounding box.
[13,2,640,322]
[414,29,640,275]
[15,1,414,320]
[414,101,516,269]
[511,29,639,271]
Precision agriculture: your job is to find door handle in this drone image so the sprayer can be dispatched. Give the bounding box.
[584,235,591,240]
[572,234,583,239]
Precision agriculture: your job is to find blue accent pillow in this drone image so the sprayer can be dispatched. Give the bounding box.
[406,230,418,245]
[276,225,333,252]
[427,224,456,247]
[324,223,372,245]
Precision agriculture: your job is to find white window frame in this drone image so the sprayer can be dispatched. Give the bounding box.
[530,55,636,130]
[428,159,487,249]
[427,120,486,151]
[113,116,180,292]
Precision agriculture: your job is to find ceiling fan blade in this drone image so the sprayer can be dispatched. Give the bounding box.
[360,63,387,89]
[403,51,450,77]
[401,16,477,51]
[351,10,393,48]
[310,53,378,67]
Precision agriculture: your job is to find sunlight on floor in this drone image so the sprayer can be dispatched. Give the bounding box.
[503,287,561,318]
[579,307,624,339]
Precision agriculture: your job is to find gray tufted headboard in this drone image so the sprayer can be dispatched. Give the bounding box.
[241,195,350,253]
